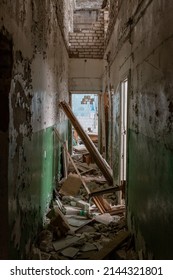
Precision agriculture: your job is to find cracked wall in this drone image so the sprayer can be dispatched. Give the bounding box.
[0,0,73,259]
[103,0,173,259]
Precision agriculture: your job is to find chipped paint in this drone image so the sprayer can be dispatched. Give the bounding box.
[103,0,173,259]
[0,0,72,259]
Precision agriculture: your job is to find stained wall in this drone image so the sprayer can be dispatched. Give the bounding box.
[0,0,73,259]
[103,0,173,259]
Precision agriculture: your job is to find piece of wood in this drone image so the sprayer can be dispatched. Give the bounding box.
[60,101,113,186]
[87,133,98,143]
[108,207,126,216]
[98,196,112,212]
[92,197,105,214]
[91,231,130,259]
[54,128,111,214]
[62,140,68,178]
[89,186,121,198]
[80,168,95,175]
[54,128,91,195]
[74,162,91,173]
[65,148,91,194]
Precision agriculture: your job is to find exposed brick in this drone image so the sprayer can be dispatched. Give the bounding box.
[96,30,104,34]
[69,5,104,59]
[78,34,85,37]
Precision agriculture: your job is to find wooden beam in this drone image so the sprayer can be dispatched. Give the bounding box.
[60,101,113,186]
[89,186,121,198]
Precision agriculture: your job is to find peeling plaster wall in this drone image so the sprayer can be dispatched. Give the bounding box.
[103,0,173,259]
[0,0,72,259]
[55,0,75,44]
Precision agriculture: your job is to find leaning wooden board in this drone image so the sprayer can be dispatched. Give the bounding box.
[60,101,113,186]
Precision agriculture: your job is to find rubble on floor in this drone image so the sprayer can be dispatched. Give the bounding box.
[31,177,134,259]
[31,130,136,260]
[31,203,131,260]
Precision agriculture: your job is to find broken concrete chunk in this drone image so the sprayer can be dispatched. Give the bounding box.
[73,198,90,210]
[77,225,96,234]
[94,213,118,225]
[50,207,70,235]
[81,242,97,252]
[59,173,82,196]
[53,236,80,251]
[74,237,86,247]
[67,217,91,228]
[61,247,79,258]
[94,242,103,251]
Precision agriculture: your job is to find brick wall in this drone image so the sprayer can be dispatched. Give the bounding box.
[69,10,104,59]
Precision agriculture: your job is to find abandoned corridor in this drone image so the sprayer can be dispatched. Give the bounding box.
[0,0,173,260]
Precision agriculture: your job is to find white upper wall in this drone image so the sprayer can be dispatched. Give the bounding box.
[75,0,103,9]
[69,58,103,92]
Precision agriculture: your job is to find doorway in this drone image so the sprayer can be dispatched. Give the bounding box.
[120,78,128,187]
[71,93,98,147]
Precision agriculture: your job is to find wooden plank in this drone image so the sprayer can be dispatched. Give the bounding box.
[54,128,111,214]
[54,128,91,195]
[89,186,121,198]
[62,140,68,179]
[109,209,126,215]
[91,231,130,260]
[60,101,113,186]
[80,168,95,175]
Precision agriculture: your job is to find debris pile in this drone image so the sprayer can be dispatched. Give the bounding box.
[31,102,137,260]
[31,199,131,260]
[31,145,134,260]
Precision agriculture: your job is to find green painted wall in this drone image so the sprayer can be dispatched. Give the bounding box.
[9,121,68,259]
[127,129,173,259]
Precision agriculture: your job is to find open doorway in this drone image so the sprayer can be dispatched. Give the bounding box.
[0,31,13,259]
[120,78,128,202]
[71,93,98,150]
